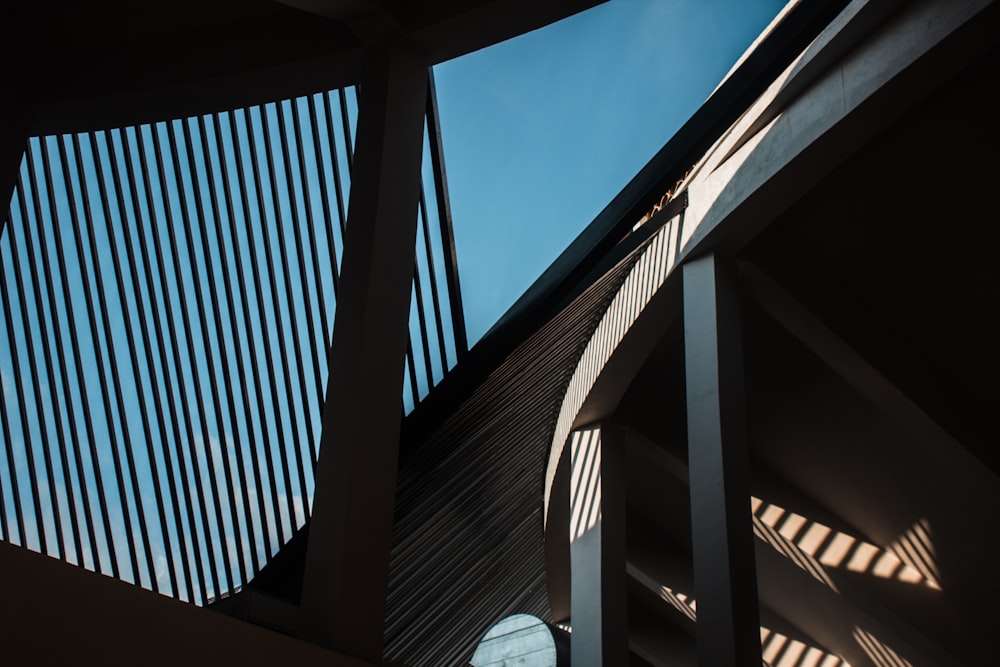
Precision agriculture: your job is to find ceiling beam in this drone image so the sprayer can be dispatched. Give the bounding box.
[276,0,384,21]
[739,262,999,498]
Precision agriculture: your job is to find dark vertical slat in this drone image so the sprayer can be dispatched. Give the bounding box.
[418,184,449,373]
[223,109,278,570]
[131,125,199,602]
[178,118,240,596]
[53,137,117,578]
[308,94,341,301]
[162,121,226,600]
[191,116,249,590]
[309,90,346,425]
[113,127,184,597]
[27,139,82,563]
[338,88,354,176]
[99,128,179,594]
[0,252,13,542]
[87,132,156,585]
[36,139,92,567]
[0,405,7,541]
[323,91,349,236]
[68,133,143,580]
[411,261,434,393]
[20,144,64,558]
[404,338,420,408]
[257,104,307,533]
[211,111,266,576]
[292,101,331,397]
[242,106,292,547]
[114,128,187,598]
[147,122,212,603]
[0,208,28,548]
[278,99,329,496]
[426,70,468,358]
[274,101,321,500]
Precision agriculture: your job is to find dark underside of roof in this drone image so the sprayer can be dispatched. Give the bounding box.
[1,0,606,135]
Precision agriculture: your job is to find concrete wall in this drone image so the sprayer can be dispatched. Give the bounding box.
[0,541,375,666]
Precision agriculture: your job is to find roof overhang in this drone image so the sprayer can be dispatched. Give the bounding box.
[2,0,604,135]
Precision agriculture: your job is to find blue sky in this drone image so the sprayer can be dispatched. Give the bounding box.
[436,0,786,343]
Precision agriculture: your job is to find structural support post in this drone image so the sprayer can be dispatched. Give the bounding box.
[682,253,761,667]
[569,423,628,667]
[300,41,428,663]
[425,68,468,359]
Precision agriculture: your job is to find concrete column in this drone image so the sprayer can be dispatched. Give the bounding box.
[299,40,428,662]
[682,253,761,667]
[569,423,628,667]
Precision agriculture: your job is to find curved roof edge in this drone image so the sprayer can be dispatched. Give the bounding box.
[402,0,853,448]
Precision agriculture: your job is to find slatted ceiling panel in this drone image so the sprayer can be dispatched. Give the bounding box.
[0,77,468,604]
[385,238,649,667]
[250,103,315,548]
[135,122,223,602]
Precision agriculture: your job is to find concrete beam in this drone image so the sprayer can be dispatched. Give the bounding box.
[680,0,997,259]
[740,263,998,496]
[299,40,428,662]
[628,427,964,666]
[16,1,605,137]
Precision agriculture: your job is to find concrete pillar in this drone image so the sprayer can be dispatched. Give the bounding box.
[682,253,761,667]
[299,40,428,662]
[569,423,628,667]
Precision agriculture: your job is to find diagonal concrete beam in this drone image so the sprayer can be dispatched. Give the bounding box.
[275,0,383,20]
[739,263,999,497]
[299,39,428,663]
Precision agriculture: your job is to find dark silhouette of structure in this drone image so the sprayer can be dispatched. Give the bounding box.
[1,1,997,665]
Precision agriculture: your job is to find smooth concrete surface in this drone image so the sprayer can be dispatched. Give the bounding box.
[621,428,962,667]
[683,254,761,667]
[680,0,993,256]
[0,540,374,666]
[601,280,997,665]
[570,425,628,667]
[545,216,683,523]
[544,0,995,528]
